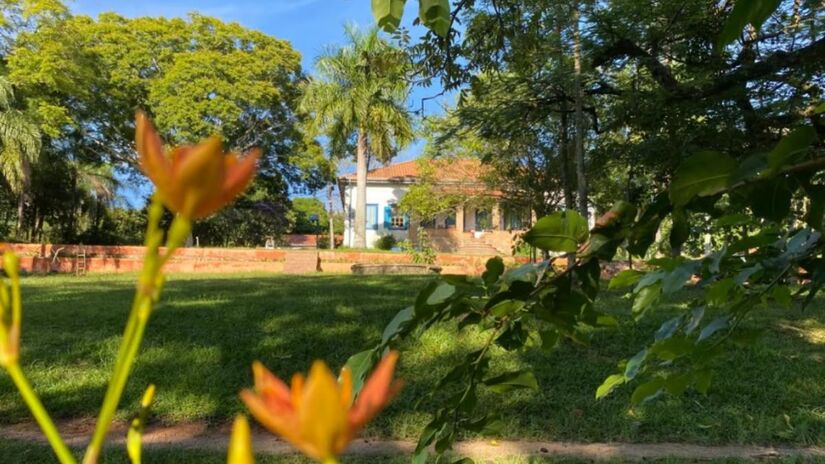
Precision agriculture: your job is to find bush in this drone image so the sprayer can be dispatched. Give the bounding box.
[374,234,397,250]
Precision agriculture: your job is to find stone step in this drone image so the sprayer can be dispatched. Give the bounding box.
[283,251,319,274]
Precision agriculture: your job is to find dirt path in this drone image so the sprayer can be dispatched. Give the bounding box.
[1,420,823,461]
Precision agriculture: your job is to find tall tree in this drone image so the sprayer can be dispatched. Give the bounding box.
[571,3,588,220]
[6,11,311,243]
[301,26,414,248]
[0,76,41,238]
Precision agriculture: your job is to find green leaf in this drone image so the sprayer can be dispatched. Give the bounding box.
[624,348,648,381]
[631,377,665,405]
[419,0,451,36]
[717,0,781,48]
[464,415,504,434]
[664,373,692,396]
[803,184,825,231]
[655,316,682,341]
[714,213,752,227]
[381,306,415,345]
[816,102,825,114]
[698,316,730,342]
[694,369,712,394]
[483,369,539,393]
[344,349,377,396]
[669,151,736,207]
[489,299,525,318]
[452,458,474,464]
[627,194,671,256]
[482,257,505,288]
[540,330,560,351]
[596,373,625,399]
[767,127,816,172]
[504,261,548,284]
[523,210,589,252]
[632,282,662,318]
[609,269,645,289]
[729,152,770,185]
[685,306,705,334]
[372,0,407,32]
[707,278,735,308]
[745,179,794,222]
[669,208,690,253]
[661,261,699,294]
[495,321,528,351]
[650,336,694,361]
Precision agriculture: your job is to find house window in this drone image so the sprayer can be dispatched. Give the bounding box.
[384,204,408,230]
[366,204,379,230]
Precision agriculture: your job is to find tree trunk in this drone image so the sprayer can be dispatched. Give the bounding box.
[354,129,368,248]
[15,193,24,240]
[572,4,589,221]
[327,182,335,250]
[555,7,575,212]
[560,105,574,210]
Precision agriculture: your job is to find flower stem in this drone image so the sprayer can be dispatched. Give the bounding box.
[6,362,76,464]
[83,201,190,464]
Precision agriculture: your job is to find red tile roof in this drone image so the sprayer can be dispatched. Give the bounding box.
[341,158,488,184]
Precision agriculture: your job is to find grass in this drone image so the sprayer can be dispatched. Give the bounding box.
[0,273,823,449]
[0,439,817,464]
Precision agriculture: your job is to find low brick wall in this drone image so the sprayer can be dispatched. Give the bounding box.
[5,243,530,276]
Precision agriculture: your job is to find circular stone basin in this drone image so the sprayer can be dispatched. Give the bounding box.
[351,263,442,275]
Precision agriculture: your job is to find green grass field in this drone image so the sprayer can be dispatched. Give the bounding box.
[1,439,813,464]
[0,273,823,449]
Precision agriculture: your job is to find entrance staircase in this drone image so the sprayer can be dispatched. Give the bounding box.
[456,235,501,256]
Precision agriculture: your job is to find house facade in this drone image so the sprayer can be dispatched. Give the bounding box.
[339,159,532,254]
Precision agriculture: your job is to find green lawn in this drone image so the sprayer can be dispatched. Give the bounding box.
[0,273,823,448]
[0,439,815,464]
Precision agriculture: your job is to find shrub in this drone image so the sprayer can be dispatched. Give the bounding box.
[374,234,397,250]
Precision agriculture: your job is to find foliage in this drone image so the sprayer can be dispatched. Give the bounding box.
[400,229,437,264]
[289,197,340,235]
[375,234,398,250]
[358,2,825,462]
[397,157,463,221]
[300,25,414,248]
[0,4,317,243]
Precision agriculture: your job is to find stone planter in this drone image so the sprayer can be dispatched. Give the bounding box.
[351,263,442,275]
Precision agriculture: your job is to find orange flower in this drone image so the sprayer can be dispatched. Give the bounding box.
[135,111,259,219]
[240,352,402,462]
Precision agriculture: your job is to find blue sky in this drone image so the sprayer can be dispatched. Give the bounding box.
[71,0,452,192]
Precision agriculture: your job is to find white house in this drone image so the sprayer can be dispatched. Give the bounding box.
[339,159,532,254]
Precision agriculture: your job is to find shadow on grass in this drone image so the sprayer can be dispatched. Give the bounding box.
[0,275,823,448]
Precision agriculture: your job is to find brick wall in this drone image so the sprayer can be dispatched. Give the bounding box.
[5,243,530,276]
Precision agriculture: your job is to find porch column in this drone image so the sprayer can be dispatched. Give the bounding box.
[492,202,501,230]
[456,204,465,232]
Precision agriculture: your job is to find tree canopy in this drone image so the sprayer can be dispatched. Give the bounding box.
[0,2,323,245]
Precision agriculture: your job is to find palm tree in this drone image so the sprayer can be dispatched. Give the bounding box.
[301,26,414,248]
[0,76,41,238]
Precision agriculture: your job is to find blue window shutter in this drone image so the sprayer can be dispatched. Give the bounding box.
[403,213,410,230]
[384,205,392,229]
